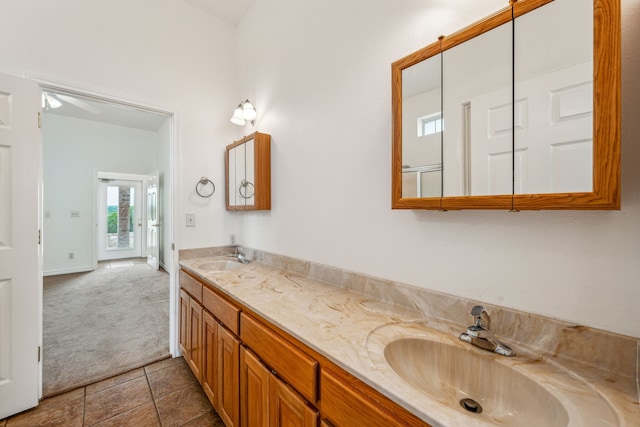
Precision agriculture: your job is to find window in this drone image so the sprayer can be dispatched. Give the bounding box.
[417,112,443,137]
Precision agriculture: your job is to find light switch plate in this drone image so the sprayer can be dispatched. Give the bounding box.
[186,213,196,227]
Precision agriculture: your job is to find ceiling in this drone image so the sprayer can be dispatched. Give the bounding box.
[42,91,169,132]
[42,2,257,131]
[181,0,256,26]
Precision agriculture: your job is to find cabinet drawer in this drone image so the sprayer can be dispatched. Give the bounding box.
[203,285,240,335]
[180,270,203,303]
[240,313,318,403]
[321,369,429,427]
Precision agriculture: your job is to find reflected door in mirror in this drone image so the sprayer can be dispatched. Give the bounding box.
[442,21,513,197]
[514,0,593,194]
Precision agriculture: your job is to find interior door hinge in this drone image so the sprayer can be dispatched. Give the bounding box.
[38,346,41,362]
[39,229,41,245]
[38,112,41,129]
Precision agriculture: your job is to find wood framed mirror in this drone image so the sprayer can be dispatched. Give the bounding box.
[392,0,620,210]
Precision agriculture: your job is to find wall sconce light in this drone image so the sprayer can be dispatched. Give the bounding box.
[230,99,257,126]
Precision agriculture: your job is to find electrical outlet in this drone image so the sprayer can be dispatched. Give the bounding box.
[68,252,75,260]
[230,234,237,245]
[186,213,196,227]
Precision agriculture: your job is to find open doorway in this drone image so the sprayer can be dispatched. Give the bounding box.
[40,86,175,396]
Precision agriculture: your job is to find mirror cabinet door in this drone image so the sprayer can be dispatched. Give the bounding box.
[442,20,513,198]
[227,143,246,209]
[401,53,442,199]
[242,138,256,206]
[514,0,593,195]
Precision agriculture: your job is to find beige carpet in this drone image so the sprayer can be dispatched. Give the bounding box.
[43,260,170,397]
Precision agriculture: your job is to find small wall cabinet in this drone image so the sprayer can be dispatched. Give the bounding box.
[226,132,271,211]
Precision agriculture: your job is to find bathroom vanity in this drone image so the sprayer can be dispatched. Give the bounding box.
[178,261,424,427]
[179,248,639,427]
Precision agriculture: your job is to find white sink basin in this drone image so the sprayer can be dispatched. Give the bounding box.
[196,259,242,271]
[367,323,620,427]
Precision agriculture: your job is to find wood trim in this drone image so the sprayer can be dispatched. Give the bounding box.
[512,0,553,18]
[253,132,272,210]
[441,194,513,211]
[440,7,513,52]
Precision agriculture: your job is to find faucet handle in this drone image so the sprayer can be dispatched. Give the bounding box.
[470,305,490,329]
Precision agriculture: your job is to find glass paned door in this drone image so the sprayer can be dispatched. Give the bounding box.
[98,179,143,260]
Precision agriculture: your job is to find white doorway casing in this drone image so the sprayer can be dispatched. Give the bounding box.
[33,77,182,387]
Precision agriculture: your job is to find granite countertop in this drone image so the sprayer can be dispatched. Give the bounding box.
[179,257,639,427]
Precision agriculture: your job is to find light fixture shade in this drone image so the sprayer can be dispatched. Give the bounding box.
[46,94,62,109]
[242,100,257,121]
[230,105,246,125]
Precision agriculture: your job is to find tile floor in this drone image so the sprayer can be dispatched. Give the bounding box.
[1,357,224,427]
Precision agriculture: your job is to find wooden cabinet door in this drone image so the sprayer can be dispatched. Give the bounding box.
[218,325,240,427]
[179,289,189,356]
[240,347,270,427]
[202,311,219,409]
[320,369,426,427]
[270,375,318,427]
[187,297,203,381]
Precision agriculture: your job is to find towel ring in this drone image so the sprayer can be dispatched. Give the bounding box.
[195,177,215,198]
[239,180,255,199]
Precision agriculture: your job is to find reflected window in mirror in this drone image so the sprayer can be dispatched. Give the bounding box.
[401,51,442,199]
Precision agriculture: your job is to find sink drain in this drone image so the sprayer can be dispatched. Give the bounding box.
[460,398,483,414]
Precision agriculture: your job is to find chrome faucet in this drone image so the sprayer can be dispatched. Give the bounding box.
[459,306,514,356]
[232,246,250,264]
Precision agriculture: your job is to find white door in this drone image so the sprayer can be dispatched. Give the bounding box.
[146,173,160,270]
[0,74,42,418]
[469,86,514,196]
[97,179,143,260]
[514,61,593,194]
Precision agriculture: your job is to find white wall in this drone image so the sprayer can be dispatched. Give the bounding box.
[235,0,640,339]
[0,0,239,254]
[42,114,160,274]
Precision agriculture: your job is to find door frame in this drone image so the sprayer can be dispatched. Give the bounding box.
[32,75,181,357]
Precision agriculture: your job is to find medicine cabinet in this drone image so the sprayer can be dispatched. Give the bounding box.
[226,132,271,211]
[392,0,620,210]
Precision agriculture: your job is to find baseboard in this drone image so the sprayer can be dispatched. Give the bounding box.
[44,266,94,276]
